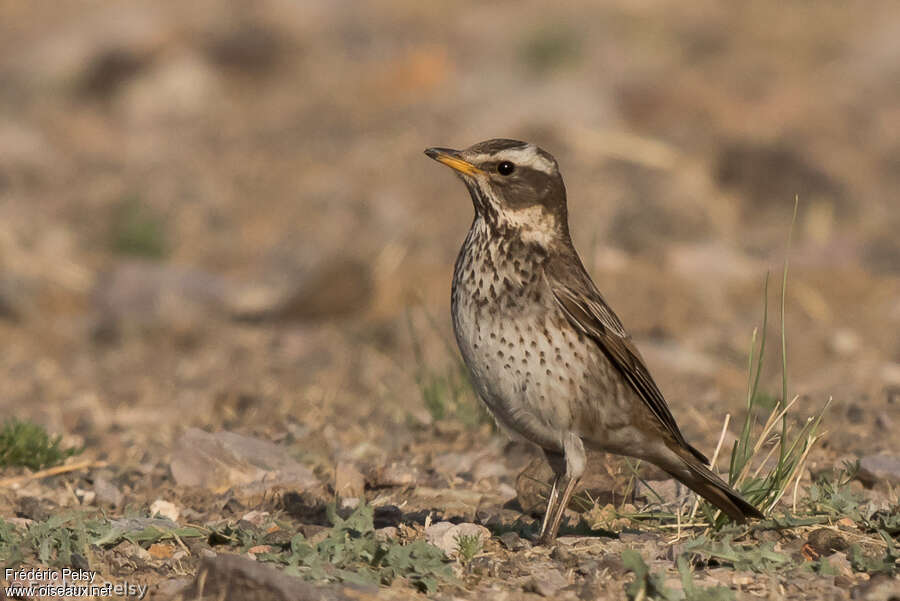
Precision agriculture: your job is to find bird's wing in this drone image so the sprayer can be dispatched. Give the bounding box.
[546,266,708,464]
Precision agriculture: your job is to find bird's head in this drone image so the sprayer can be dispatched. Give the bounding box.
[425,139,569,244]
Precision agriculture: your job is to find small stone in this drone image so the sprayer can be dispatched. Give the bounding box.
[16,497,51,521]
[829,329,861,356]
[75,488,96,505]
[334,462,365,505]
[472,460,507,481]
[93,477,123,508]
[369,463,418,488]
[150,499,180,522]
[148,543,175,560]
[375,526,398,541]
[836,517,856,529]
[413,487,483,520]
[247,545,273,557]
[433,452,478,477]
[806,528,848,556]
[524,566,568,597]
[115,540,152,563]
[857,454,900,487]
[240,510,270,527]
[424,521,490,558]
[826,551,853,578]
[498,531,530,552]
[551,544,576,565]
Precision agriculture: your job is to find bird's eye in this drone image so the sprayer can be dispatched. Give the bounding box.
[497,161,515,176]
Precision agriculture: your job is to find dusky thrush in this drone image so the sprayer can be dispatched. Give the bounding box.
[425,138,763,545]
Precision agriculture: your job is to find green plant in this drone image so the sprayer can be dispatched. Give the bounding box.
[683,535,790,573]
[624,550,734,601]
[0,419,80,470]
[702,200,829,526]
[623,549,678,601]
[263,502,454,593]
[676,555,735,601]
[455,533,483,564]
[110,196,167,258]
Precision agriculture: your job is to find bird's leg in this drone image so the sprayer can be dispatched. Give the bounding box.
[538,450,566,541]
[539,436,586,545]
[538,473,562,541]
[540,475,579,544]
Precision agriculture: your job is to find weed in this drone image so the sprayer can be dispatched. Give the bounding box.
[110,196,167,258]
[683,535,790,573]
[0,512,206,568]
[0,419,81,470]
[455,533,482,564]
[623,549,678,601]
[676,555,735,601]
[263,502,454,592]
[624,549,735,601]
[702,200,829,526]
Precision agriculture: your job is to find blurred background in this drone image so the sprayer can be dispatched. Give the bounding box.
[1,0,899,491]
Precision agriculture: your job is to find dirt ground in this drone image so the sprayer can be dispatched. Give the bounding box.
[1,1,899,599]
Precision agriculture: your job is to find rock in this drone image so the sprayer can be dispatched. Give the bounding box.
[432,452,478,477]
[118,51,220,124]
[498,531,530,552]
[113,540,152,563]
[170,428,325,501]
[93,477,123,508]
[16,497,51,521]
[150,499,180,522]
[424,521,490,558]
[148,543,176,560]
[374,526,398,541]
[334,462,365,506]
[367,462,418,488]
[806,528,848,556]
[472,460,508,481]
[413,487,483,520]
[828,328,861,357]
[857,454,900,487]
[825,551,854,579]
[524,566,569,597]
[240,510,270,527]
[182,553,375,601]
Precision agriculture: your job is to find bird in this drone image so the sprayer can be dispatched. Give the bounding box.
[425,138,763,545]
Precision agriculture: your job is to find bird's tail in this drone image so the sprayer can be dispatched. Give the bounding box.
[664,451,764,522]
